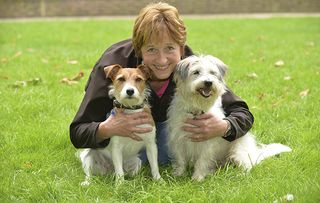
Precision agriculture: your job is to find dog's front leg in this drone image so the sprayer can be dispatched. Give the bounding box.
[145,142,161,180]
[192,157,212,181]
[111,145,125,181]
[172,150,187,177]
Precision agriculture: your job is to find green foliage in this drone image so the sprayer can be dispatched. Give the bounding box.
[0,17,319,202]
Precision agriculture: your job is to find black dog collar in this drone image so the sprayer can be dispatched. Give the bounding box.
[113,99,145,110]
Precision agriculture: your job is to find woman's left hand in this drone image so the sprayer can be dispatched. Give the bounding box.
[182,113,228,142]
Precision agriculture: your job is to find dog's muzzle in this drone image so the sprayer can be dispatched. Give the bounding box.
[126,88,135,97]
[197,80,213,98]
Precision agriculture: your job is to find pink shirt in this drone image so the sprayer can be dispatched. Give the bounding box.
[156,80,170,98]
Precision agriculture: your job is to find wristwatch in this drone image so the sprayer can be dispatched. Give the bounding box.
[223,119,232,138]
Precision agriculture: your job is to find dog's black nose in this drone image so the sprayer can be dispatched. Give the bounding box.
[126,89,134,96]
[204,81,212,87]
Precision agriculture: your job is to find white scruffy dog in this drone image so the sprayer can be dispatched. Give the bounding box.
[167,55,292,181]
[79,64,161,185]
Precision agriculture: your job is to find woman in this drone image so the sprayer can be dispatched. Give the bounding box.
[70,2,254,165]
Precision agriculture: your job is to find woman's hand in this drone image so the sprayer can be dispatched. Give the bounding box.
[182,113,228,142]
[96,108,154,142]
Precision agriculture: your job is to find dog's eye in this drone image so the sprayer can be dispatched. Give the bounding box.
[210,71,217,76]
[117,77,125,82]
[135,77,143,82]
[193,70,200,75]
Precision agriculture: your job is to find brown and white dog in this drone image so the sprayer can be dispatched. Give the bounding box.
[79,64,161,185]
[167,55,292,181]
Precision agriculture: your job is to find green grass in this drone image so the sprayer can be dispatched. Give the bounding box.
[0,17,319,202]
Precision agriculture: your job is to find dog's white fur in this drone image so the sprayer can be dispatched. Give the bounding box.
[167,55,292,181]
[79,65,161,185]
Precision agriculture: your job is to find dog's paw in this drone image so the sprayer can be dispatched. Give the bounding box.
[80,176,91,186]
[172,167,185,177]
[128,162,142,177]
[81,180,90,186]
[124,157,142,177]
[191,174,205,182]
[228,155,253,171]
[152,172,162,180]
[115,175,125,185]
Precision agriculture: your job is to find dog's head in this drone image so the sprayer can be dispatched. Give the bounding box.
[104,64,151,107]
[174,55,227,103]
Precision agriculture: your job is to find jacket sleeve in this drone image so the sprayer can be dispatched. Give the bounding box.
[69,58,112,148]
[69,39,136,148]
[221,88,254,142]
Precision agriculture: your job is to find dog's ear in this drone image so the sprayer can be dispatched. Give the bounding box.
[174,57,191,82]
[103,64,122,81]
[137,64,151,80]
[205,55,228,78]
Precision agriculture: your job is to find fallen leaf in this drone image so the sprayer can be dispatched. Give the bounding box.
[257,35,266,41]
[12,51,22,59]
[283,76,292,80]
[229,37,235,42]
[234,79,242,84]
[274,60,284,67]
[259,56,265,61]
[299,89,309,98]
[67,60,79,65]
[274,193,294,203]
[258,92,267,100]
[60,71,84,85]
[41,58,49,64]
[27,78,42,85]
[0,76,9,80]
[283,194,294,201]
[306,41,315,47]
[1,57,8,63]
[246,72,258,79]
[27,48,35,52]
[272,100,281,107]
[24,161,33,168]
[61,78,79,85]
[71,71,84,81]
[10,78,42,88]
[12,81,27,88]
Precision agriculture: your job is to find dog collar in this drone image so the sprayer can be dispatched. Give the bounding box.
[188,110,205,117]
[113,99,145,110]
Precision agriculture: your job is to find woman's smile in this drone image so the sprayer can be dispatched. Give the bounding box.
[141,30,182,81]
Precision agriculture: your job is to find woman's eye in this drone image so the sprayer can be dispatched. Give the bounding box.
[147,48,157,53]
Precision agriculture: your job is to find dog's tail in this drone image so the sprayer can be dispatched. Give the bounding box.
[256,143,292,164]
[228,136,292,171]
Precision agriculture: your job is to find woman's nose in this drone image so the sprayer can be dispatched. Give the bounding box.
[156,51,168,65]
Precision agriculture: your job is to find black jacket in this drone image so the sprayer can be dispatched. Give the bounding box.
[70,39,254,148]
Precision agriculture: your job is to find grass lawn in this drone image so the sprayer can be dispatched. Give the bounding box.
[0,17,319,202]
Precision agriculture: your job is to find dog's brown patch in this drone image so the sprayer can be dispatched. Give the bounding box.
[104,64,150,95]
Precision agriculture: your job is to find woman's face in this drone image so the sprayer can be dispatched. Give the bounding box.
[141,31,182,81]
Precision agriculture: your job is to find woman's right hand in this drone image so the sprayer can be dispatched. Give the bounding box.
[96,108,154,143]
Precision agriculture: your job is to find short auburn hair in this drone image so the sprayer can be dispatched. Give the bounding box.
[132,2,187,57]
